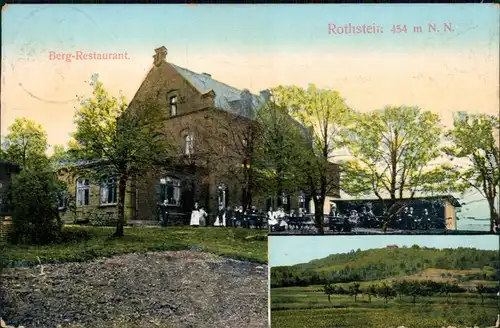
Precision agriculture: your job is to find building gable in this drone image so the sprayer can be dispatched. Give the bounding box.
[129,46,266,120]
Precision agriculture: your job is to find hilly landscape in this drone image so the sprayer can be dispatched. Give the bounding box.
[271,246,499,328]
[271,246,498,288]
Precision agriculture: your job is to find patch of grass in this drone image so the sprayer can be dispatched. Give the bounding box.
[271,306,497,328]
[271,285,498,327]
[2,225,267,267]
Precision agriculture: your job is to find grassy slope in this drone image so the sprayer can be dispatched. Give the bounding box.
[1,225,268,266]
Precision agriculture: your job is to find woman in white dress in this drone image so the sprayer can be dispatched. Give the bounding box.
[199,206,208,226]
[278,208,288,230]
[267,207,279,228]
[190,202,201,226]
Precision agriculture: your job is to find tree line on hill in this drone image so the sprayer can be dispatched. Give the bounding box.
[322,280,497,306]
[271,247,498,288]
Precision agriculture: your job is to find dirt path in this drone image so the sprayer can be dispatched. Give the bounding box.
[0,251,268,328]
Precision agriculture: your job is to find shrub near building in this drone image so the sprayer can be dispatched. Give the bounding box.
[8,167,65,245]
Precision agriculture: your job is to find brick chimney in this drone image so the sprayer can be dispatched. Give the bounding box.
[240,89,253,117]
[259,89,271,102]
[153,46,168,66]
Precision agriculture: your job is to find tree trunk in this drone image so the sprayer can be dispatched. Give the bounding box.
[328,295,331,303]
[368,295,371,303]
[114,173,128,237]
[314,197,325,235]
[487,198,498,232]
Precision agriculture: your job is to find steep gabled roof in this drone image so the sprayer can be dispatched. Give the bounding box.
[169,63,263,119]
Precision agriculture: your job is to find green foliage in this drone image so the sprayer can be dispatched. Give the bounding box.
[348,282,361,302]
[444,112,500,231]
[253,100,311,198]
[271,84,352,233]
[323,283,336,303]
[71,77,173,236]
[271,247,497,288]
[50,144,73,163]
[272,279,497,327]
[2,226,268,266]
[8,167,65,245]
[342,106,448,225]
[376,282,396,304]
[366,284,377,303]
[2,118,49,168]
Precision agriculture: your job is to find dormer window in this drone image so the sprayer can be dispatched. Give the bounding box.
[169,96,178,116]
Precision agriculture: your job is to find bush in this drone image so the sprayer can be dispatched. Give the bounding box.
[8,168,65,245]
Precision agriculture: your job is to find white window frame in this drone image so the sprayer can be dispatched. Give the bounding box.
[169,96,178,116]
[185,133,194,155]
[161,177,181,206]
[100,178,117,205]
[76,179,90,207]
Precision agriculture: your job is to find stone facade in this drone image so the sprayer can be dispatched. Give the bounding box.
[58,46,340,224]
[57,167,135,225]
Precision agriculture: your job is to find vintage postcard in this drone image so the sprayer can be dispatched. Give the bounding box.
[0,3,499,328]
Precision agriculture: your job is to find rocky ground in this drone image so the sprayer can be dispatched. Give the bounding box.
[0,251,268,328]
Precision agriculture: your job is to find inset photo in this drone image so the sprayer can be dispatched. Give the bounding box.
[269,235,499,328]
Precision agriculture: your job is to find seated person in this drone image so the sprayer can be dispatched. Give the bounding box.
[267,207,279,231]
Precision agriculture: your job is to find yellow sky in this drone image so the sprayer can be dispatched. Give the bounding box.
[2,49,498,149]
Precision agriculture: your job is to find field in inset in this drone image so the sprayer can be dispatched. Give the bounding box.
[270,245,499,328]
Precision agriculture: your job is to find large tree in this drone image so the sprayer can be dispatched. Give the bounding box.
[342,105,448,230]
[444,112,500,232]
[2,117,49,168]
[71,75,172,237]
[252,100,310,209]
[271,84,351,234]
[198,109,262,210]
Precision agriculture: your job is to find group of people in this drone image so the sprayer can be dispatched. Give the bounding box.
[327,205,446,231]
[185,201,446,231]
[190,203,268,228]
[187,203,312,230]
